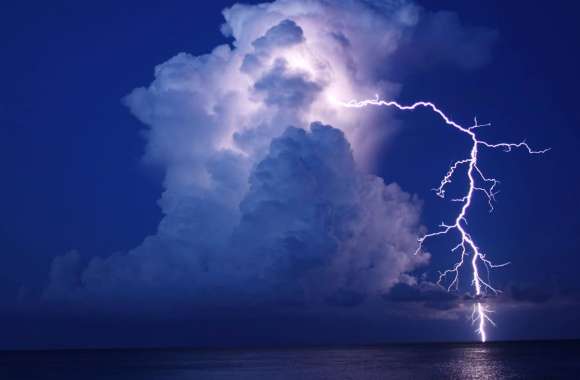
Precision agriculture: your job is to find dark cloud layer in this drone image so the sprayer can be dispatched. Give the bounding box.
[385,282,463,311]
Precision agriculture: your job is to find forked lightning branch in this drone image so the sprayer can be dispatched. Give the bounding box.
[339,96,548,342]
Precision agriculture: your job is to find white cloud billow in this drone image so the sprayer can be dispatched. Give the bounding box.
[46,0,495,313]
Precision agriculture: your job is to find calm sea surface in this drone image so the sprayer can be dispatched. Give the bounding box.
[1,341,579,379]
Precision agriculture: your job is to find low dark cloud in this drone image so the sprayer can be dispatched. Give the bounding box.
[381,281,580,319]
[384,282,464,311]
[504,283,553,304]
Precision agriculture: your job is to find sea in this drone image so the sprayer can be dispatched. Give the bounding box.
[1,340,579,379]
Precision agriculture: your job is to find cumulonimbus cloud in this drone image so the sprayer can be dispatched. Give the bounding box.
[44,0,496,315]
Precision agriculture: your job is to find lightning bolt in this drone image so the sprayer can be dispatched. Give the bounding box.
[338,96,548,342]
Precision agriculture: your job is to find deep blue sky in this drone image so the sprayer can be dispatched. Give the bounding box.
[1,1,579,349]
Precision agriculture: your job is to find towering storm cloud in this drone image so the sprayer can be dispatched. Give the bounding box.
[45,0,496,314]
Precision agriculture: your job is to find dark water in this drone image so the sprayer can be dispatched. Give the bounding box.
[1,341,579,379]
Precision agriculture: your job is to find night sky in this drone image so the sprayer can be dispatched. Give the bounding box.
[1,1,579,350]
